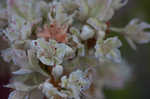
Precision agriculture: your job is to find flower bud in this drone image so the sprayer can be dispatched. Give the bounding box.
[52,65,63,78]
[80,25,95,40]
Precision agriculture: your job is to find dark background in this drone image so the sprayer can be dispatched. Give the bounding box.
[0,0,150,99]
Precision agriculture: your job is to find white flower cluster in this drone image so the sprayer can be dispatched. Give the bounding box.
[40,70,91,99]
[0,0,149,99]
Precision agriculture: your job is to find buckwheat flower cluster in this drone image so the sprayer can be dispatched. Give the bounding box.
[0,0,149,99]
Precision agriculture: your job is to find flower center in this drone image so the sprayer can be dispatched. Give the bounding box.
[37,21,68,43]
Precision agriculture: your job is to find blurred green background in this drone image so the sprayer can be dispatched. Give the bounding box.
[0,0,150,99]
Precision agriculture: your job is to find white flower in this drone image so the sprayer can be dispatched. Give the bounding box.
[95,37,122,63]
[39,69,91,99]
[111,18,150,49]
[1,47,48,77]
[31,39,58,66]
[49,1,67,24]
[61,70,91,99]
[48,1,76,26]
[7,0,42,23]
[5,0,46,42]
[39,80,67,99]
[124,19,150,49]
[8,90,44,99]
[6,71,46,89]
[66,0,128,21]
[32,38,73,66]
[80,25,95,40]
[5,71,47,99]
[27,49,49,77]
[1,48,29,67]
[87,17,107,31]
[98,60,131,89]
[0,0,136,99]
[4,15,32,42]
[6,82,37,92]
[97,0,128,21]
[70,27,85,56]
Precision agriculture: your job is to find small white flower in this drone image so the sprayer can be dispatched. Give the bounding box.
[70,27,85,56]
[6,82,37,92]
[8,90,44,99]
[87,18,107,31]
[4,0,46,42]
[111,19,150,49]
[1,47,48,77]
[4,15,27,42]
[49,1,67,24]
[80,25,95,40]
[33,39,57,66]
[39,80,67,99]
[7,0,42,23]
[60,70,91,99]
[32,38,73,66]
[124,19,150,49]
[1,48,29,67]
[95,37,122,63]
[97,0,128,21]
[70,0,128,21]
[98,60,131,89]
[27,49,49,77]
[48,1,76,26]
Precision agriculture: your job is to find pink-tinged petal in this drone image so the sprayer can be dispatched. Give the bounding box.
[37,21,68,43]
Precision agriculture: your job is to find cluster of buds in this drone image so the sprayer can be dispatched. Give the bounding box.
[0,0,149,99]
